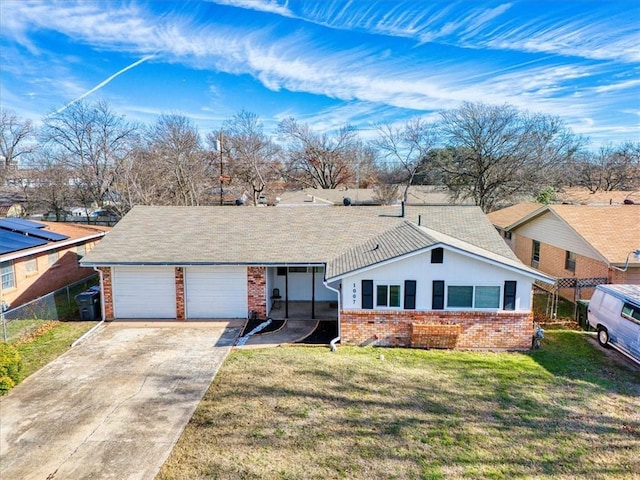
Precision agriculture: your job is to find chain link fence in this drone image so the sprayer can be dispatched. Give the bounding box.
[1,275,99,343]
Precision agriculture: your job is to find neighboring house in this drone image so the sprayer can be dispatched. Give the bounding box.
[555,187,640,206]
[488,204,640,301]
[0,218,109,309]
[81,205,551,351]
[0,189,27,217]
[275,186,474,207]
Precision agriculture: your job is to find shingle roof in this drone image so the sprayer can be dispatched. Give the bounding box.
[556,187,640,205]
[276,186,471,206]
[548,205,640,265]
[326,221,439,278]
[325,220,545,280]
[490,203,640,266]
[487,202,543,229]
[81,205,524,273]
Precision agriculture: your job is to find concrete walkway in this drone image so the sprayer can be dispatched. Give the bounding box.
[242,319,320,347]
[0,319,243,480]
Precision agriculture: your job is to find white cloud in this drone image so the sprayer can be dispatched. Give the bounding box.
[1,0,637,147]
[208,0,293,17]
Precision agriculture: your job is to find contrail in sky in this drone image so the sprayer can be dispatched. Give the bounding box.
[52,53,157,115]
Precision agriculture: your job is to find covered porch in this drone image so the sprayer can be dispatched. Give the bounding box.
[268,300,338,320]
[266,265,339,320]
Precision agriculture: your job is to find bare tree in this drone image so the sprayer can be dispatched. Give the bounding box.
[0,109,36,184]
[29,152,75,220]
[373,118,439,202]
[214,110,281,206]
[114,146,166,212]
[144,114,211,206]
[278,118,360,189]
[575,143,640,192]
[40,100,137,212]
[438,102,582,212]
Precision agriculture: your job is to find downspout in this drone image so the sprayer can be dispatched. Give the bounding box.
[325,282,341,352]
[71,267,106,347]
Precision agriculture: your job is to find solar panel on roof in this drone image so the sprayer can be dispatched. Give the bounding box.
[19,227,69,242]
[0,218,45,229]
[0,231,48,254]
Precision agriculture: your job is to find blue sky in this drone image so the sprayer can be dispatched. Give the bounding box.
[1,0,639,146]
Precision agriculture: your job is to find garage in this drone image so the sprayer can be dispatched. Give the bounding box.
[185,266,247,318]
[113,267,176,318]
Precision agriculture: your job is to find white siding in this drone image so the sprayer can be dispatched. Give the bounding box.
[515,212,600,260]
[113,267,176,318]
[185,266,247,318]
[342,248,534,312]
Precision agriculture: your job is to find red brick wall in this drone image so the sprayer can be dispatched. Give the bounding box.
[340,310,533,350]
[247,267,266,318]
[175,268,185,320]
[4,241,99,308]
[514,233,618,300]
[98,267,113,319]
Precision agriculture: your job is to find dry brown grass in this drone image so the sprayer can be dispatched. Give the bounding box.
[158,331,640,480]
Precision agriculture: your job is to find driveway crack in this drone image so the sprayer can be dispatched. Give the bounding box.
[45,375,151,478]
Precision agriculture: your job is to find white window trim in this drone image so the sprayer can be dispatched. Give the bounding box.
[374,281,402,309]
[1,261,16,289]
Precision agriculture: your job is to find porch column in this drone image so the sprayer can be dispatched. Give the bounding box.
[311,267,315,319]
[247,267,267,318]
[285,268,289,319]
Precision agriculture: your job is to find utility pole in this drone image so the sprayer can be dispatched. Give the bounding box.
[218,132,224,206]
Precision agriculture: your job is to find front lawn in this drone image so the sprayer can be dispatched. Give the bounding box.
[158,331,639,480]
[12,320,98,379]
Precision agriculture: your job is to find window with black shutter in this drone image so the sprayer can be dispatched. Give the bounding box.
[431,247,444,264]
[432,280,444,310]
[404,280,416,309]
[362,280,373,309]
[503,281,517,310]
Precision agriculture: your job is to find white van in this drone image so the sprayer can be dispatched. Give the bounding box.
[588,284,640,363]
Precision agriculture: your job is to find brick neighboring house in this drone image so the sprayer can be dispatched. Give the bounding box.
[81,205,552,351]
[488,204,640,301]
[1,220,109,309]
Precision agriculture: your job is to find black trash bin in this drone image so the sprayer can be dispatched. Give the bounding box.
[576,299,590,331]
[75,290,101,321]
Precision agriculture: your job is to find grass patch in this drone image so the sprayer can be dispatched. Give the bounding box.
[12,321,98,379]
[158,331,640,480]
[533,293,575,320]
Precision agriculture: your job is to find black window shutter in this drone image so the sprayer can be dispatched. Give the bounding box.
[362,280,373,309]
[503,281,517,310]
[432,280,444,310]
[404,280,416,310]
[431,247,444,264]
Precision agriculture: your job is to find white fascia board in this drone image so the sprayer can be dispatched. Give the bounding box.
[326,243,554,284]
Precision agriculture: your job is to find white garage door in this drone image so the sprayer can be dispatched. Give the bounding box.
[185,266,247,318]
[113,267,176,318]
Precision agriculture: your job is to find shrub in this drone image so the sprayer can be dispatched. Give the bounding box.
[0,342,22,395]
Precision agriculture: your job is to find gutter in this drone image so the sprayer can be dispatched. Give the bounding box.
[325,282,341,352]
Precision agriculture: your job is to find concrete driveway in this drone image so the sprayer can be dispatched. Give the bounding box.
[0,320,243,480]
